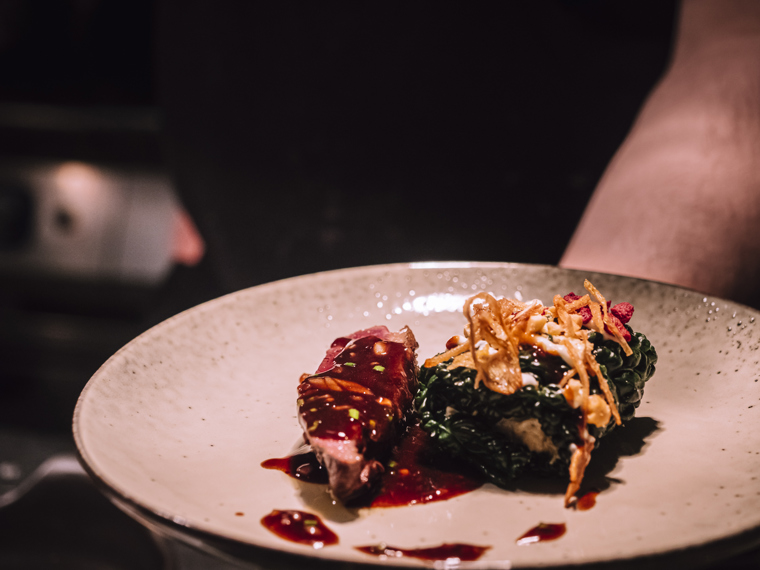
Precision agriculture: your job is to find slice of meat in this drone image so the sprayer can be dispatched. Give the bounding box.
[297,325,418,502]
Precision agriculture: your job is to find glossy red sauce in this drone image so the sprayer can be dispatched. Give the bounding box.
[298,335,415,445]
[263,423,484,508]
[367,422,484,507]
[261,451,328,484]
[576,490,599,511]
[260,510,338,548]
[355,542,490,561]
[521,345,569,384]
[516,523,566,545]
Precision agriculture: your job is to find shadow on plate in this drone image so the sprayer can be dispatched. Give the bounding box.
[495,416,662,497]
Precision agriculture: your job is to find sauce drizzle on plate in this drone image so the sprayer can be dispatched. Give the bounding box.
[368,422,484,507]
[576,490,599,511]
[260,510,338,548]
[355,542,490,561]
[261,452,328,484]
[516,523,567,545]
[262,422,484,508]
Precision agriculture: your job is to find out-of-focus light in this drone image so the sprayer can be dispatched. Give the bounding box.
[401,293,467,315]
[54,161,107,205]
[171,208,205,266]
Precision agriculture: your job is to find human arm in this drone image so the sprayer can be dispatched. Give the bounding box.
[560,0,760,307]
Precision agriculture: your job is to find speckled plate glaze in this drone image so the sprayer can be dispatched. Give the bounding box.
[73,263,760,569]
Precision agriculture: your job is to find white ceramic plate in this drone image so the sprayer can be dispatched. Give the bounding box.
[73,263,760,569]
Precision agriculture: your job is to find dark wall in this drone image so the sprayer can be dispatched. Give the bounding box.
[0,0,154,106]
[156,1,677,293]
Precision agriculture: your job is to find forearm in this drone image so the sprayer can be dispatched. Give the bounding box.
[560,0,760,306]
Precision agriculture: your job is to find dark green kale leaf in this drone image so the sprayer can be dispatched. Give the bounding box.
[589,328,658,431]
[415,361,581,486]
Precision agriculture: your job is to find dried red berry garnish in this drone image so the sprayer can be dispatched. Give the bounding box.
[564,293,634,341]
[577,307,592,323]
[610,302,634,324]
[563,293,592,323]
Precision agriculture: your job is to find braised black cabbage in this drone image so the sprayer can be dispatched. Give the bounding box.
[414,328,657,487]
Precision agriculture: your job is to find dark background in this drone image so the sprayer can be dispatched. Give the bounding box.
[156,1,677,291]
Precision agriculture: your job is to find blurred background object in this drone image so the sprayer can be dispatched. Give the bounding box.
[0,0,215,438]
[0,2,221,566]
[0,159,182,284]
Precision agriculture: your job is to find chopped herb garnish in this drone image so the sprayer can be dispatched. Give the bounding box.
[388,460,398,468]
[348,408,360,420]
[304,519,318,526]
[308,420,320,432]
[373,365,385,372]
[344,362,356,367]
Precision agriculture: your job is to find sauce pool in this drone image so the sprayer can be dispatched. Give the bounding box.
[368,422,484,508]
[516,523,566,545]
[355,542,490,562]
[260,509,338,548]
[262,423,484,509]
[261,451,328,484]
[576,490,599,511]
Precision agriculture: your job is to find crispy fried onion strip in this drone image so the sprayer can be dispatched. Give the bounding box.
[553,294,582,339]
[565,434,594,507]
[557,368,577,388]
[424,341,470,368]
[564,294,591,313]
[556,282,633,357]
[463,292,543,395]
[584,279,633,356]
[553,295,622,426]
[554,328,596,507]
[551,292,624,504]
[583,334,622,425]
